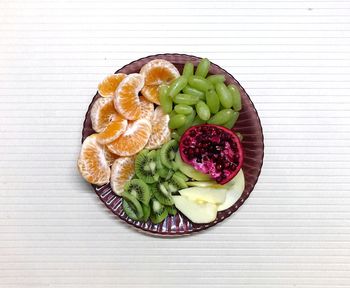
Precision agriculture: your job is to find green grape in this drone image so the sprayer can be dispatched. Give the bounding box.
[191,115,206,127]
[167,76,188,98]
[183,85,205,100]
[171,131,180,141]
[206,74,225,84]
[174,104,193,115]
[222,111,239,129]
[195,101,211,121]
[227,84,242,111]
[159,85,172,114]
[207,109,234,125]
[173,93,199,105]
[195,58,210,78]
[205,89,220,114]
[182,62,194,78]
[169,114,186,129]
[215,82,233,108]
[177,110,196,135]
[170,110,177,118]
[188,75,212,92]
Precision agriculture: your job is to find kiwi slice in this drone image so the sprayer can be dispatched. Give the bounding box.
[174,171,189,182]
[124,179,151,205]
[122,192,143,220]
[167,174,188,194]
[166,205,178,216]
[165,169,174,180]
[160,140,178,169]
[152,182,174,206]
[156,149,169,178]
[150,199,168,224]
[135,150,158,184]
[140,203,151,222]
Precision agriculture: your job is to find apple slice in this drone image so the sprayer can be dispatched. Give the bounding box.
[217,169,245,211]
[173,195,217,224]
[179,187,227,205]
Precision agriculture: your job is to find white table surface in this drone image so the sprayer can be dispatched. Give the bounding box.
[1,0,350,287]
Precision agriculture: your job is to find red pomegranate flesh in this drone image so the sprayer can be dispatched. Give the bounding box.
[179,124,243,184]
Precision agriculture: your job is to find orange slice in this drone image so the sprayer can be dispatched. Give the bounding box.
[114,73,144,120]
[104,146,119,166]
[77,134,110,185]
[96,116,128,145]
[145,106,171,149]
[98,73,127,97]
[90,97,119,133]
[107,119,152,156]
[140,59,180,104]
[110,156,135,196]
[139,95,154,122]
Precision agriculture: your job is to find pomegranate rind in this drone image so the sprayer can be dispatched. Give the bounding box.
[179,124,243,184]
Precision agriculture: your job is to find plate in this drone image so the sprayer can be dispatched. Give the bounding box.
[82,53,264,236]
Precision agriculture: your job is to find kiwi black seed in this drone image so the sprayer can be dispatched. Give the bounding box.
[166,205,178,216]
[155,149,169,178]
[152,182,174,206]
[135,150,158,184]
[141,203,151,222]
[124,179,151,205]
[160,140,178,169]
[122,192,143,220]
[167,174,188,193]
[150,199,168,224]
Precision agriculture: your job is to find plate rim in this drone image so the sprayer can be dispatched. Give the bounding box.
[82,53,265,237]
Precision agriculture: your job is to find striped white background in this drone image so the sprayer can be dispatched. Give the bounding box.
[1,0,350,287]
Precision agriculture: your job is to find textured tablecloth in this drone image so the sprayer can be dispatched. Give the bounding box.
[1,0,350,287]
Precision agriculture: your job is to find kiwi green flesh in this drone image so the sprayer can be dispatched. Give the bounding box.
[122,192,143,220]
[160,140,178,169]
[124,179,151,205]
[167,174,188,193]
[141,204,151,222]
[152,183,174,206]
[156,150,169,178]
[122,199,139,221]
[135,150,157,184]
[150,199,168,224]
[166,205,178,216]
[174,171,189,181]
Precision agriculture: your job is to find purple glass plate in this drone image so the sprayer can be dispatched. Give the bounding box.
[82,53,264,236]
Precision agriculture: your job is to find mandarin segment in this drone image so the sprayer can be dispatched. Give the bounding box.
[139,96,154,122]
[145,106,171,149]
[114,73,144,120]
[77,134,111,185]
[98,73,127,97]
[96,116,128,145]
[140,59,180,104]
[90,97,119,133]
[107,119,152,156]
[110,156,135,196]
[104,146,119,166]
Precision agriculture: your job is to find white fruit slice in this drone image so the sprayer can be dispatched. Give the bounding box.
[179,187,227,205]
[217,169,245,211]
[186,181,222,188]
[173,195,217,224]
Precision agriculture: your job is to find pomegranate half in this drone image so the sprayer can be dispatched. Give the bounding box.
[179,124,243,185]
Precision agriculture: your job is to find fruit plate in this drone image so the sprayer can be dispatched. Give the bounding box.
[82,53,264,236]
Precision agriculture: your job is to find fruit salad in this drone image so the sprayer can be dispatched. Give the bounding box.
[78,58,245,224]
